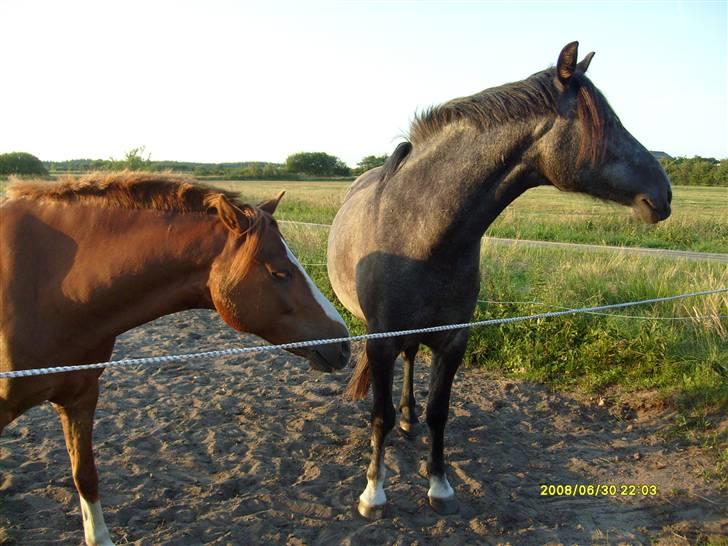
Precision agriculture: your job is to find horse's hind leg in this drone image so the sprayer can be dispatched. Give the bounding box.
[425,329,468,515]
[358,338,398,520]
[398,344,420,438]
[53,377,114,546]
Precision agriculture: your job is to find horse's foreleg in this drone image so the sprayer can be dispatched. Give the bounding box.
[425,330,467,515]
[398,344,420,437]
[358,339,397,520]
[53,379,114,546]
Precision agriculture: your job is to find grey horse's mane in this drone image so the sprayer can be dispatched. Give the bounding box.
[381,68,610,181]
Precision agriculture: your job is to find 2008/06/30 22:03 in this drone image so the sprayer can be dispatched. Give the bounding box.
[540,484,659,497]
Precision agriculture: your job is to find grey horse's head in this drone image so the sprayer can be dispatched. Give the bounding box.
[535,41,671,223]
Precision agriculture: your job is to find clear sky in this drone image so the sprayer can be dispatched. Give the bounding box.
[1,0,725,166]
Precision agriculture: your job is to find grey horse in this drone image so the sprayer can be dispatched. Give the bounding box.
[327,42,671,519]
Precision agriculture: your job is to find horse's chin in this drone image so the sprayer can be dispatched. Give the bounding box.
[307,355,338,373]
[631,205,660,224]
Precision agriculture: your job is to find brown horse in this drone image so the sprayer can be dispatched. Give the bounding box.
[0,172,350,546]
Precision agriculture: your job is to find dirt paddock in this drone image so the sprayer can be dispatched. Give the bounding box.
[1,310,725,545]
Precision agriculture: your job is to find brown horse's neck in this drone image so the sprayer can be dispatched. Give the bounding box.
[39,203,226,338]
[394,120,547,259]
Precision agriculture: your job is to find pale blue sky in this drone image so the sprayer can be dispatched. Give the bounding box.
[1,0,725,165]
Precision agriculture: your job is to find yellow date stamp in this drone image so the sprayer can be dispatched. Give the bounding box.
[540,484,658,497]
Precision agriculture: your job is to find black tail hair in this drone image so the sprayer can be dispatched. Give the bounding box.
[380,141,413,181]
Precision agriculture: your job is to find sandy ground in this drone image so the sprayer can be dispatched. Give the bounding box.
[1,309,725,545]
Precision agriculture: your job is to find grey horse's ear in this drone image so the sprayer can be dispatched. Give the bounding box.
[577,51,595,73]
[258,191,285,215]
[557,41,579,84]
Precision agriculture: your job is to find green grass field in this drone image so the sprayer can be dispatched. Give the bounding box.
[212,181,728,253]
[218,179,727,458]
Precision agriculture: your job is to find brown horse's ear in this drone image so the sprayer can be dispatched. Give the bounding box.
[210,194,244,233]
[557,41,579,84]
[257,191,285,215]
[577,51,595,73]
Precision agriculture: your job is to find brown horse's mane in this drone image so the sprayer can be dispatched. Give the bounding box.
[8,171,268,276]
[8,171,247,213]
[403,68,610,169]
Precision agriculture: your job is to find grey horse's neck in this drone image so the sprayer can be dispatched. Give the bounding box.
[390,120,547,260]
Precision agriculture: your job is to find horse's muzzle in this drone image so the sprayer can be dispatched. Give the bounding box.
[292,340,351,372]
[632,193,671,224]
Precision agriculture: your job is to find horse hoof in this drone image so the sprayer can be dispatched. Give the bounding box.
[429,495,459,515]
[398,420,421,439]
[357,500,387,520]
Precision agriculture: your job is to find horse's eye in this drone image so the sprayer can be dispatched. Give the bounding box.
[271,270,291,280]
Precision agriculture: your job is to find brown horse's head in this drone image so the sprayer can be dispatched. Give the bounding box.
[536,41,672,224]
[207,192,350,372]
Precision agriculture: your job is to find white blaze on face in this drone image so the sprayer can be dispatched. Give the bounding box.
[283,240,347,328]
[79,496,115,546]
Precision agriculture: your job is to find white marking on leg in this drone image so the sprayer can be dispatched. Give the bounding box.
[79,496,115,546]
[428,474,454,500]
[283,240,347,327]
[359,464,387,508]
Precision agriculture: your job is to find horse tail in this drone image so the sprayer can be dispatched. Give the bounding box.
[346,350,370,400]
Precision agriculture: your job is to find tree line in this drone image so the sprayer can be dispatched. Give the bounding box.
[2,149,726,187]
[0,148,389,179]
[658,156,727,187]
